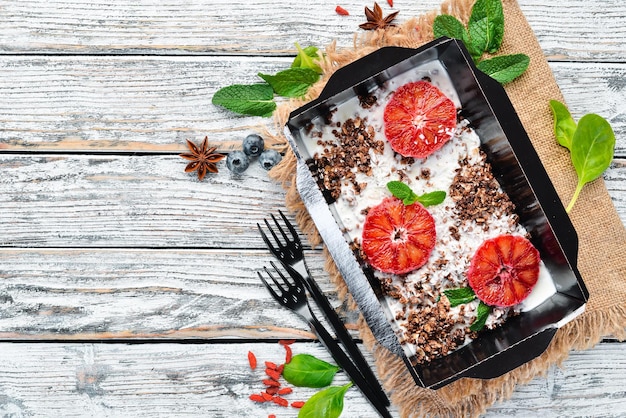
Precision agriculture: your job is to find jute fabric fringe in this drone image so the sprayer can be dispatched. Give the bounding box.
[267,0,626,416]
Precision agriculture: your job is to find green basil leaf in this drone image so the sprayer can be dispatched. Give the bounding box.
[475,54,530,85]
[468,0,505,54]
[549,99,577,151]
[258,67,320,98]
[470,301,491,332]
[443,287,476,307]
[416,190,446,207]
[292,43,322,74]
[298,383,352,418]
[386,181,417,205]
[282,354,340,388]
[566,113,616,212]
[211,83,276,117]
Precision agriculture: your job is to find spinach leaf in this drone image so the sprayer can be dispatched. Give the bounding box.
[282,353,340,388]
[443,287,477,307]
[468,0,505,54]
[298,383,352,418]
[258,67,320,98]
[567,113,615,212]
[549,99,577,151]
[211,83,276,117]
[475,54,530,84]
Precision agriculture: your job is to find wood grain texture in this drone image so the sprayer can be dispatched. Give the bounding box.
[0,0,624,61]
[0,342,623,417]
[0,154,623,249]
[1,57,625,155]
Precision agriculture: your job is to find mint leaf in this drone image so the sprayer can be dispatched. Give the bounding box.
[212,83,276,117]
[292,43,322,74]
[282,353,340,388]
[387,181,418,205]
[470,301,491,332]
[258,67,320,98]
[298,383,352,418]
[549,99,577,151]
[468,0,505,55]
[476,54,530,85]
[443,287,476,307]
[566,113,615,213]
[416,190,446,207]
[433,15,469,43]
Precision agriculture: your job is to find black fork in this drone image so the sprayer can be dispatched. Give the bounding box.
[258,261,393,418]
[257,210,390,407]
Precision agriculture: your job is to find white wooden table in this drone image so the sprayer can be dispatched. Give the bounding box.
[0,1,624,416]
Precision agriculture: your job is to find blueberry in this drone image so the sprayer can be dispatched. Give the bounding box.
[243,134,265,157]
[258,149,282,170]
[226,150,250,174]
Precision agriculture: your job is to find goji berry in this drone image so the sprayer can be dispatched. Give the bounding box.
[291,401,305,408]
[387,0,394,7]
[261,392,273,401]
[265,361,278,370]
[265,386,279,395]
[265,368,281,381]
[249,393,266,403]
[335,6,350,16]
[247,351,257,370]
[277,387,293,395]
[263,378,280,387]
[268,415,277,418]
[284,344,293,364]
[272,395,289,407]
[276,364,284,374]
[278,339,295,346]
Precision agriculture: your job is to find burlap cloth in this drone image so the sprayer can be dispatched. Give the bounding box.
[266,0,626,416]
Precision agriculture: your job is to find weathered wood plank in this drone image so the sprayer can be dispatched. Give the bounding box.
[0,248,354,339]
[0,341,622,417]
[1,0,624,62]
[0,154,624,249]
[1,57,626,154]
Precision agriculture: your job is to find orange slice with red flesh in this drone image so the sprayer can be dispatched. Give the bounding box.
[361,197,436,274]
[467,234,541,307]
[383,80,457,158]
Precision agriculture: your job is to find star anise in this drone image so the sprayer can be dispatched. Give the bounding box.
[180,136,226,181]
[359,2,399,30]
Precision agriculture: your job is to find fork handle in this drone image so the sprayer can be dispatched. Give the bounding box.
[304,309,394,418]
[292,261,390,407]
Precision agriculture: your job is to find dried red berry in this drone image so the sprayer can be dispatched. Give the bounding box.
[261,392,273,401]
[263,379,280,387]
[387,0,393,7]
[276,364,284,374]
[278,339,295,346]
[265,361,278,370]
[335,5,350,16]
[265,386,279,395]
[268,415,277,418]
[247,351,257,370]
[291,401,305,408]
[277,387,293,395]
[249,393,266,403]
[284,344,293,364]
[272,396,289,407]
[265,368,281,381]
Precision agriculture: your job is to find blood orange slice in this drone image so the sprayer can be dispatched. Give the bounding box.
[467,235,540,307]
[361,197,436,274]
[383,80,457,158]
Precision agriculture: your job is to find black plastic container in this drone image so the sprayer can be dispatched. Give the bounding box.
[284,37,588,389]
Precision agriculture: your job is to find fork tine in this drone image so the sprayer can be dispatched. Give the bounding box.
[278,210,301,245]
[263,217,284,249]
[271,212,291,243]
[257,222,276,251]
[269,260,293,289]
[257,271,280,300]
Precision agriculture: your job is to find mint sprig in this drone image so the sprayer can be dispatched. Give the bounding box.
[433,0,529,84]
[549,100,616,213]
[443,287,476,307]
[386,181,446,207]
[470,301,491,332]
[213,43,321,117]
